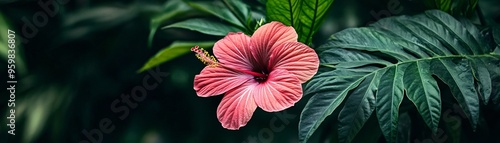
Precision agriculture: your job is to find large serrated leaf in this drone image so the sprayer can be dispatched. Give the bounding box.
[322,28,414,61]
[431,58,479,130]
[402,14,469,55]
[300,48,383,143]
[266,0,335,45]
[376,64,408,143]
[300,10,499,143]
[371,16,438,57]
[470,59,492,104]
[318,48,391,69]
[300,73,365,143]
[404,60,441,134]
[456,18,488,51]
[484,57,500,104]
[338,72,382,143]
[424,10,485,54]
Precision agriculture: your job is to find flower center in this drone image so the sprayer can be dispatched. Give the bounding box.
[253,70,269,83]
[239,70,269,83]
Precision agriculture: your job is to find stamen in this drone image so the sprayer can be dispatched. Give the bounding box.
[191,46,218,67]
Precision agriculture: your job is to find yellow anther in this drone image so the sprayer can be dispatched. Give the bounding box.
[191,46,218,67]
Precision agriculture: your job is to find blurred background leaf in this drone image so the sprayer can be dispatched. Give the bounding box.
[139,41,214,72]
[147,0,194,49]
[0,12,27,75]
[188,1,246,30]
[423,0,478,17]
[162,18,243,36]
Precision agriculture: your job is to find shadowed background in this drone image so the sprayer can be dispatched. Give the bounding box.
[0,0,499,143]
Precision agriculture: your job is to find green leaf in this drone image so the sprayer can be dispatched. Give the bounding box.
[338,72,382,143]
[484,57,500,104]
[0,12,10,60]
[162,18,243,36]
[371,16,443,56]
[322,28,413,61]
[300,75,364,143]
[493,25,500,47]
[471,59,492,104]
[300,48,382,143]
[451,0,478,16]
[188,1,245,30]
[456,18,488,52]
[423,0,478,16]
[318,47,391,69]
[300,10,499,143]
[0,12,27,75]
[265,0,300,30]
[139,41,215,72]
[376,64,408,143]
[431,58,479,130]
[266,0,335,45]
[148,0,193,48]
[424,10,486,54]
[423,0,452,13]
[403,60,441,134]
[222,0,252,30]
[402,14,470,55]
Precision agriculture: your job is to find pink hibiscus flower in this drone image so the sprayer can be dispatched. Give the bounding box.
[191,21,319,130]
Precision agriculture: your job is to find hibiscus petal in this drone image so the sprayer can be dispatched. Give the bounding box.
[253,69,302,112]
[269,42,319,83]
[250,22,298,69]
[217,80,258,130]
[213,32,255,70]
[194,66,252,97]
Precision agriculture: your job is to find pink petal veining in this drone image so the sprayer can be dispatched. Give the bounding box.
[194,66,252,97]
[213,32,255,70]
[268,42,319,83]
[250,22,298,68]
[217,80,258,130]
[252,69,303,112]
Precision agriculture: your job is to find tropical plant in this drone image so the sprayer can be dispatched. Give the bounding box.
[299,10,500,143]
